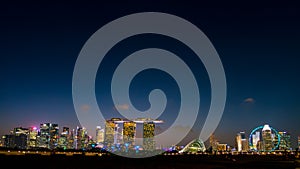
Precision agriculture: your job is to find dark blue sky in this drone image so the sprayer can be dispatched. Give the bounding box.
[0,1,299,147]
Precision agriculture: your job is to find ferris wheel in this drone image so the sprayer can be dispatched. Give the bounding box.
[249,124,281,152]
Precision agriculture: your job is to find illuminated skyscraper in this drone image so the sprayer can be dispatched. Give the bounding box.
[28,126,38,148]
[236,132,249,152]
[39,123,59,149]
[13,127,29,149]
[210,133,218,151]
[68,129,74,149]
[58,127,69,149]
[298,136,300,149]
[278,131,291,150]
[74,126,89,149]
[95,126,104,144]
[123,121,136,145]
[236,133,242,152]
[241,132,249,152]
[143,122,155,150]
[0,136,3,147]
[262,124,272,151]
[104,118,121,146]
[49,123,59,149]
[251,131,260,150]
[134,118,163,150]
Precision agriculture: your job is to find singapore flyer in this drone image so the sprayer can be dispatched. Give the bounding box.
[249,124,280,152]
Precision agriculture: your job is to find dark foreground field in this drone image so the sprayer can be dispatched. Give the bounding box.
[0,153,299,169]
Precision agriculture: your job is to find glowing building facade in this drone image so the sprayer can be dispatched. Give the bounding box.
[104,118,121,146]
[14,127,29,149]
[209,133,218,151]
[251,131,260,150]
[278,131,291,150]
[58,127,69,149]
[39,123,59,149]
[28,126,38,148]
[262,124,273,151]
[95,126,104,144]
[236,132,249,152]
[74,126,90,149]
[143,122,155,150]
[123,121,136,145]
[298,136,300,149]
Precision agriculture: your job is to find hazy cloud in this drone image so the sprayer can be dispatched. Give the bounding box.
[243,98,255,104]
[80,104,90,112]
[115,104,129,110]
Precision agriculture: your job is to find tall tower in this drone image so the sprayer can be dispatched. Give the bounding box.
[236,133,242,152]
[123,121,136,145]
[210,133,218,151]
[278,131,291,150]
[298,136,300,149]
[28,126,38,148]
[58,127,69,149]
[49,123,59,150]
[240,131,249,152]
[262,124,272,151]
[134,118,163,150]
[13,127,29,149]
[74,126,89,149]
[74,126,82,149]
[143,122,155,150]
[95,126,104,144]
[252,131,260,150]
[104,118,121,147]
[39,123,50,149]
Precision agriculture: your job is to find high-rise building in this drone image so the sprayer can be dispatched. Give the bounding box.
[39,123,59,149]
[0,136,3,147]
[104,118,121,147]
[123,121,136,145]
[236,131,249,152]
[39,123,50,148]
[74,127,91,150]
[262,124,273,151]
[134,118,163,150]
[298,136,300,149]
[68,129,75,149]
[13,127,29,149]
[236,133,242,152]
[241,132,249,152]
[95,126,104,144]
[251,131,260,151]
[143,122,155,150]
[28,126,38,148]
[80,127,89,149]
[58,127,69,149]
[278,131,291,150]
[74,126,80,149]
[49,123,59,149]
[210,133,218,151]
[2,135,14,148]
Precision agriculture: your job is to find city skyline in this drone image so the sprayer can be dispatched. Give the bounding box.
[1,120,299,151]
[1,2,300,150]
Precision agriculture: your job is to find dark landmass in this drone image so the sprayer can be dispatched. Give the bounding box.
[0,152,299,169]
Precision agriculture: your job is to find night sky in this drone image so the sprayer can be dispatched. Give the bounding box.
[0,1,299,148]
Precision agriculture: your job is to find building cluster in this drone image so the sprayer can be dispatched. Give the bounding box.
[102,118,163,152]
[0,123,94,150]
[0,118,163,152]
[209,124,298,153]
[0,122,299,153]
